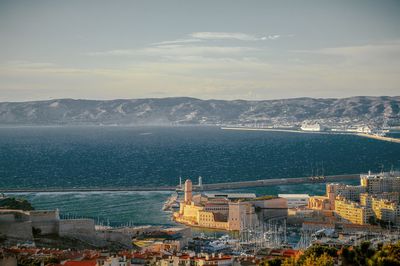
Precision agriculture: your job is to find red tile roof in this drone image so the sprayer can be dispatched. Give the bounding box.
[63,260,97,266]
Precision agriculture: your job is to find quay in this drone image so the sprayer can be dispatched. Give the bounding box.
[1,174,359,193]
[221,126,400,143]
[197,173,359,191]
[356,133,400,143]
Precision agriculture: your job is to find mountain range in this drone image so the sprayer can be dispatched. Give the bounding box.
[0,96,399,127]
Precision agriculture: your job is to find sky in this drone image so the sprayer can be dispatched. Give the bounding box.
[0,0,399,102]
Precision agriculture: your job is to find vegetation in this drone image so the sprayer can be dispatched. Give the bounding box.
[241,195,277,202]
[0,197,34,211]
[263,241,400,266]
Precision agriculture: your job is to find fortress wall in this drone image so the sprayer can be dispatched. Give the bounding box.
[0,210,31,222]
[59,219,95,237]
[31,220,59,235]
[0,221,33,241]
[96,231,132,247]
[30,210,59,221]
[0,214,16,222]
[30,210,60,235]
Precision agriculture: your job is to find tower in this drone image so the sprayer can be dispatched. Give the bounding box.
[198,176,203,187]
[184,179,192,203]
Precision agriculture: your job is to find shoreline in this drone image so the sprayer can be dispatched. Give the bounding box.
[221,126,400,143]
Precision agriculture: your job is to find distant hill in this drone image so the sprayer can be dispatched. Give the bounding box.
[0,96,399,127]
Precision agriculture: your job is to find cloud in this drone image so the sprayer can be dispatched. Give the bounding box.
[151,38,202,46]
[86,50,137,56]
[5,61,57,68]
[190,32,261,41]
[292,40,400,66]
[266,35,280,40]
[2,51,400,101]
[142,45,258,56]
[87,45,259,60]
[190,32,293,41]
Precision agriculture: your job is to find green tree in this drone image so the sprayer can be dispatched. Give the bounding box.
[369,241,400,266]
[282,257,296,266]
[353,241,375,265]
[265,258,283,266]
[297,245,337,265]
[302,252,334,266]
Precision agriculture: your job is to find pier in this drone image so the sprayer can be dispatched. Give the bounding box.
[1,174,360,193]
[356,133,400,143]
[221,126,400,143]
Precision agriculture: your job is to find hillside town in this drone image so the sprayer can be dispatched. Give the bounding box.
[1,171,400,265]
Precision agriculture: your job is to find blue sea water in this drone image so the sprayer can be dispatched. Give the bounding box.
[1,126,399,226]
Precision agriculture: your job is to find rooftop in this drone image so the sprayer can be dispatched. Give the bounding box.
[278,194,310,198]
[205,193,256,199]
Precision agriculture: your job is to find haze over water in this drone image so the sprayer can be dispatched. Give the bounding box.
[1,126,399,226]
[0,126,399,188]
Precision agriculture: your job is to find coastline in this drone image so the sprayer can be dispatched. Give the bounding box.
[221,126,400,143]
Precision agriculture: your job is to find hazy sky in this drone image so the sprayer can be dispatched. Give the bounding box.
[0,0,399,101]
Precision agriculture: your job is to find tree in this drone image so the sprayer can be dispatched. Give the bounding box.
[340,247,357,266]
[353,241,375,265]
[302,252,334,266]
[297,245,338,265]
[369,241,400,265]
[265,258,283,266]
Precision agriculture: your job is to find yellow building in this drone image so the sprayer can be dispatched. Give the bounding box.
[308,196,331,210]
[360,192,400,225]
[173,179,272,231]
[360,172,400,194]
[334,197,368,225]
[173,179,234,230]
[372,199,398,224]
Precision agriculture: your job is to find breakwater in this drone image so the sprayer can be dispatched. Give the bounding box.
[2,174,359,193]
[197,173,359,191]
[356,133,400,143]
[221,126,400,143]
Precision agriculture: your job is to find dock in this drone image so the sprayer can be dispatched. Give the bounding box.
[356,133,400,143]
[1,174,360,193]
[221,126,400,144]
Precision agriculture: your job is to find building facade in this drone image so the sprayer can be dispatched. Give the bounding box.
[334,197,368,225]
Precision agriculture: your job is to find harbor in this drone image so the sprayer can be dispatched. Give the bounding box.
[221,126,400,144]
[1,173,359,193]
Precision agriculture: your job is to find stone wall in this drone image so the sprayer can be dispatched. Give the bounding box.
[96,230,132,247]
[0,221,33,241]
[59,219,95,237]
[30,210,60,235]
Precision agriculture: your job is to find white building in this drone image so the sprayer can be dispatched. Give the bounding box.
[356,126,372,134]
[300,123,324,132]
[278,194,310,208]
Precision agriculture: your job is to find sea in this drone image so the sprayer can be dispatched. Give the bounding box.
[1,126,399,227]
